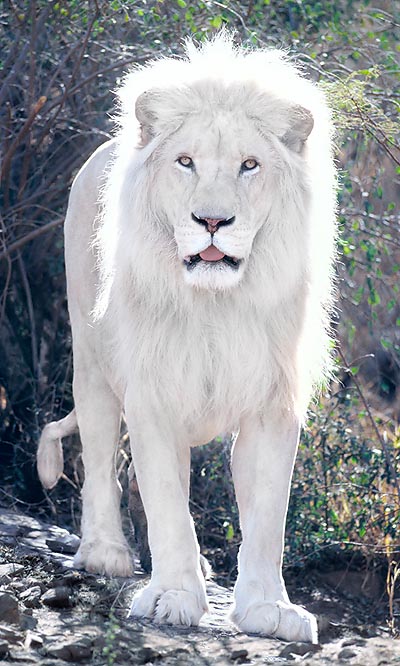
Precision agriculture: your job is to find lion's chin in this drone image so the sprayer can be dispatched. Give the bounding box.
[182,259,245,291]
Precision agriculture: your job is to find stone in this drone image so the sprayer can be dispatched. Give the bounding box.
[338,647,358,659]
[0,623,23,643]
[0,639,8,657]
[41,587,72,609]
[0,563,23,580]
[0,592,20,625]
[53,570,83,587]
[46,636,93,662]
[231,648,249,662]
[24,631,44,649]
[136,645,162,663]
[20,613,37,631]
[342,638,367,647]
[20,586,42,609]
[7,647,39,662]
[279,642,322,659]
[46,535,80,556]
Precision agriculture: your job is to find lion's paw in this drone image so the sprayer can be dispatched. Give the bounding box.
[154,590,207,626]
[129,583,207,626]
[74,540,133,577]
[231,600,318,643]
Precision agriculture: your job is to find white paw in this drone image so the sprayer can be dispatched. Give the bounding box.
[74,540,133,577]
[154,590,206,626]
[129,582,208,626]
[231,600,318,643]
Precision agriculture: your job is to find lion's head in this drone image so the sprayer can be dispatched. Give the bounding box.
[136,86,313,291]
[101,34,334,298]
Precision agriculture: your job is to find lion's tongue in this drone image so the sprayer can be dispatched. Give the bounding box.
[199,246,225,262]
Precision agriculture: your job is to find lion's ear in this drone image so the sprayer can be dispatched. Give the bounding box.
[135,88,189,146]
[135,89,161,145]
[281,105,314,153]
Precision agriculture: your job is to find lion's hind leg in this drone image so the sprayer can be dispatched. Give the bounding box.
[72,358,132,578]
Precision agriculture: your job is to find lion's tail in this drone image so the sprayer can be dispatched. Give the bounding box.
[37,409,78,489]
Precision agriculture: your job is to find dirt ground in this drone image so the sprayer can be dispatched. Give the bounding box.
[0,508,399,665]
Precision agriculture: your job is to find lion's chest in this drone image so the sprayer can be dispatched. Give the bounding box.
[114,303,275,439]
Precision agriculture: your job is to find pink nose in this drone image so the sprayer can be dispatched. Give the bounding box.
[204,218,225,233]
[191,213,236,232]
[204,217,224,227]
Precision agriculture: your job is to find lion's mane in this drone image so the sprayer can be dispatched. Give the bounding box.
[94,34,337,432]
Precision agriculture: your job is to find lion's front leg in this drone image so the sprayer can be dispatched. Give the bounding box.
[125,407,207,626]
[231,415,318,643]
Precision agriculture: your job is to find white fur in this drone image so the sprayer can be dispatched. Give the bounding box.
[37,34,337,641]
[37,410,77,489]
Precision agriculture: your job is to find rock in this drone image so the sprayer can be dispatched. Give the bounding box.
[0,516,27,539]
[20,586,42,608]
[0,639,8,657]
[20,613,38,631]
[342,638,367,647]
[0,592,20,625]
[41,586,72,609]
[0,563,23,580]
[0,623,24,643]
[8,647,39,662]
[231,648,249,662]
[358,625,378,638]
[46,534,80,555]
[53,570,83,587]
[46,636,93,662]
[25,631,44,649]
[279,642,322,659]
[136,645,162,663]
[338,647,358,659]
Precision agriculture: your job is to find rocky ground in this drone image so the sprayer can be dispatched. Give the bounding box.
[0,509,399,665]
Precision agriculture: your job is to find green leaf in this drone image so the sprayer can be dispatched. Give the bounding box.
[348,323,356,345]
[367,278,380,306]
[226,523,234,541]
[210,15,223,28]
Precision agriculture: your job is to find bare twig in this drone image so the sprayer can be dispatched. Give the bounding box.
[0,218,63,262]
[16,251,38,385]
[0,96,47,183]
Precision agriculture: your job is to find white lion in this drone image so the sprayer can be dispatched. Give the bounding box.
[37,34,337,643]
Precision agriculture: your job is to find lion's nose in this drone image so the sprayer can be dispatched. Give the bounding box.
[191,213,235,234]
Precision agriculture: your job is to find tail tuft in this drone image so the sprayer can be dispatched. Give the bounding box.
[37,410,78,489]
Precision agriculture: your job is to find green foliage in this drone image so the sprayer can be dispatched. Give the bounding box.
[102,611,119,666]
[288,402,400,561]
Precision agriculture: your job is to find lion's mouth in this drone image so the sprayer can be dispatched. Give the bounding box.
[183,246,241,271]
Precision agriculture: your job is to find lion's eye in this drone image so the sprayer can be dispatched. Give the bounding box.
[177,155,194,168]
[241,158,259,172]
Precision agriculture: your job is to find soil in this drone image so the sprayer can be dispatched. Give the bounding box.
[0,509,399,665]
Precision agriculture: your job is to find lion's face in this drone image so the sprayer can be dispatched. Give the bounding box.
[154,111,279,291]
[133,81,313,292]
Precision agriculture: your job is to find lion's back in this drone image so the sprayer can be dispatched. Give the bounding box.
[64,139,117,319]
